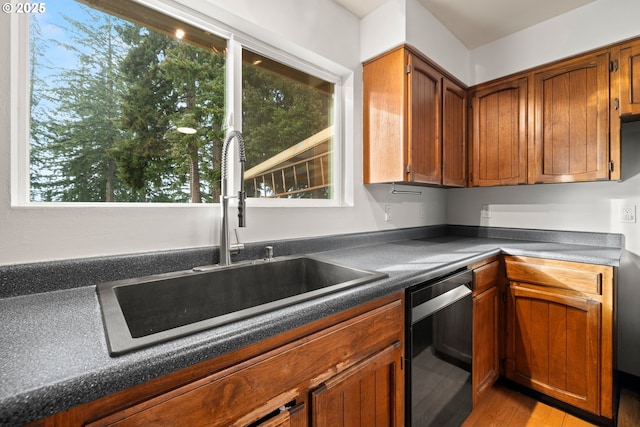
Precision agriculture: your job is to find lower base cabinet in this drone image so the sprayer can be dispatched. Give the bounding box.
[311,342,401,426]
[470,258,501,407]
[30,293,404,427]
[504,256,614,420]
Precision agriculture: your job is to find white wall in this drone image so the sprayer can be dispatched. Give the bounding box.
[360,0,469,83]
[469,0,640,84]
[0,0,446,266]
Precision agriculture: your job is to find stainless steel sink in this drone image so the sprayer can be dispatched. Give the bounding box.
[96,256,387,355]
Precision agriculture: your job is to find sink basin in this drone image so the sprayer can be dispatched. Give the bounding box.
[96,256,387,355]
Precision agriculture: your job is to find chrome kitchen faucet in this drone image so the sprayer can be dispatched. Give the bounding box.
[219,130,247,266]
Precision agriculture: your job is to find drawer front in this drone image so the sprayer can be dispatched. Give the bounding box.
[504,256,609,295]
[473,260,499,295]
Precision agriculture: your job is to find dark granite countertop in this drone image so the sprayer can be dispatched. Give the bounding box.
[0,227,623,426]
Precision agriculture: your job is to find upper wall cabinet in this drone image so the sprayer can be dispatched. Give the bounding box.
[442,79,468,187]
[530,52,612,184]
[617,39,640,117]
[363,45,467,187]
[468,76,528,187]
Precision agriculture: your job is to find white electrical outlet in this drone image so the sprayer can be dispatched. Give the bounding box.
[481,204,491,218]
[620,205,637,223]
[384,205,392,222]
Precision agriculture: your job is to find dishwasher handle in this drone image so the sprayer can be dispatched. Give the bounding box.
[411,285,472,324]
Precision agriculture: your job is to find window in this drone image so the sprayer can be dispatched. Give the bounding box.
[26,0,337,203]
[242,49,334,199]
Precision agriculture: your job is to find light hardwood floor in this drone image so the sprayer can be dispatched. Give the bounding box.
[462,383,640,427]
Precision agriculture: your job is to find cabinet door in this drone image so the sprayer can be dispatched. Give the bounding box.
[363,48,406,184]
[531,52,611,183]
[311,342,403,427]
[469,77,528,186]
[442,78,467,187]
[619,41,640,116]
[472,260,500,407]
[408,54,442,184]
[506,283,601,414]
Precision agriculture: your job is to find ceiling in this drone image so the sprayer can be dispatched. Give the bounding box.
[332,0,596,49]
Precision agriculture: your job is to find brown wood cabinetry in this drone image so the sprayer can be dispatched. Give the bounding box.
[311,342,401,426]
[470,258,500,407]
[617,39,640,117]
[468,40,639,186]
[468,76,528,186]
[442,79,468,187]
[530,52,612,184]
[503,256,614,420]
[30,294,404,427]
[363,45,467,187]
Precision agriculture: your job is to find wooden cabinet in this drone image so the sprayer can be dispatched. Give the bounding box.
[363,45,467,187]
[30,294,404,427]
[530,51,612,184]
[616,39,640,117]
[442,79,468,187]
[311,342,401,426]
[504,256,614,419]
[468,76,528,186]
[468,40,636,186]
[470,258,500,407]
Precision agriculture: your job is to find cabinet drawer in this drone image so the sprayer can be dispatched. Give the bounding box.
[504,256,609,295]
[473,260,499,295]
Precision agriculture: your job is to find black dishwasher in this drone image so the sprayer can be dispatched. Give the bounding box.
[405,268,473,427]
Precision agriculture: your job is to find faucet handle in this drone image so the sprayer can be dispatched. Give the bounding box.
[264,246,274,261]
[230,229,244,255]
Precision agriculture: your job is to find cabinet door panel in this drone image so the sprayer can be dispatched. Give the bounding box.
[619,42,640,116]
[472,286,499,406]
[507,284,600,414]
[442,79,467,187]
[311,342,402,427]
[532,53,610,183]
[363,48,406,184]
[470,77,528,186]
[409,55,442,184]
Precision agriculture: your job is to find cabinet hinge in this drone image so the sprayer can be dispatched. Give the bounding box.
[406,64,411,74]
[609,161,615,173]
[614,98,620,110]
[502,292,507,303]
[406,164,411,174]
[610,59,619,72]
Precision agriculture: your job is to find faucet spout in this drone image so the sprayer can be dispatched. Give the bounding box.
[219,130,247,266]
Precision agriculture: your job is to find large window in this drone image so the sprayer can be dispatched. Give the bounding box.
[26,0,336,203]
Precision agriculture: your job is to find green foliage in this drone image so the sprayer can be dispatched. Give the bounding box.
[29,1,332,203]
[242,64,332,170]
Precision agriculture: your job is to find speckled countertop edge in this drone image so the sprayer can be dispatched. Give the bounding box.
[0,226,624,426]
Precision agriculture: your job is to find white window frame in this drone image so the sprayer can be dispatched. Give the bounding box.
[11,0,349,209]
